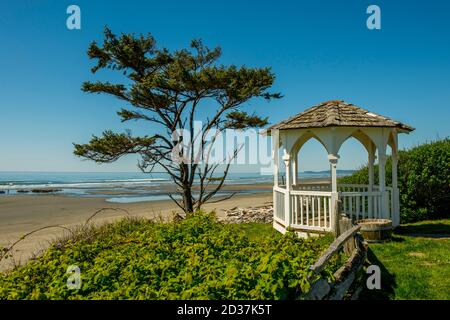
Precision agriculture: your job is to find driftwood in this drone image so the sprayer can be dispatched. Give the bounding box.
[310,225,360,275]
[304,278,330,300]
[328,236,367,300]
[220,205,273,223]
[305,206,367,300]
[339,215,355,255]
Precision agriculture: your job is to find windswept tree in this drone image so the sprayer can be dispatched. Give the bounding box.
[74,27,280,213]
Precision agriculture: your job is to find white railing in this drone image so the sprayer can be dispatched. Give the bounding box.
[339,191,383,220]
[290,190,333,231]
[273,186,286,224]
[273,183,393,233]
[338,184,369,193]
[339,184,393,221]
[294,183,331,192]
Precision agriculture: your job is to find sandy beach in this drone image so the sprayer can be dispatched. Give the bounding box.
[0,183,273,271]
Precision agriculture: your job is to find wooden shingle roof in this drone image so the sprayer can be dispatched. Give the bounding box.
[268,100,414,132]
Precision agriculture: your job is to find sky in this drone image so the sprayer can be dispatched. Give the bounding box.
[0,0,449,172]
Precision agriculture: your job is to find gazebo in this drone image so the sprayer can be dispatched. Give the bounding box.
[268,100,414,236]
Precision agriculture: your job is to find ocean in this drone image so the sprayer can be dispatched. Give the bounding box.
[0,170,353,203]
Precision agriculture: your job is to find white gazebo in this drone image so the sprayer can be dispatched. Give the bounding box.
[268,100,414,236]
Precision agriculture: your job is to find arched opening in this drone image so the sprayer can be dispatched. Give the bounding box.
[383,144,393,186]
[385,130,398,188]
[335,132,385,221]
[338,136,371,179]
[276,143,286,186]
[295,137,330,183]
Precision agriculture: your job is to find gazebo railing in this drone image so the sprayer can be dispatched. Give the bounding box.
[292,183,393,221]
[273,183,394,233]
[293,183,331,192]
[290,190,333,231]
[338,184,370,192]
[339,191,383,220]
[273,186,286,224]
[339,185,393,221]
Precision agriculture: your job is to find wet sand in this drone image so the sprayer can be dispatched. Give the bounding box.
[0,178,330,271]
[0,183,273,271]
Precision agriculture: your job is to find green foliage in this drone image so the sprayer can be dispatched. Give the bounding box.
[224,111,269,129]
[73,130,155,163]
[0,213,335,300]
[340,139,450,222]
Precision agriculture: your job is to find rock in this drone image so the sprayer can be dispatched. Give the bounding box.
[16,188,62,194]
[220,203,273,224]
[30,188,62,193]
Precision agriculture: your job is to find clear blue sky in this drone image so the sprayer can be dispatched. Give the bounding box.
[0,0,449,172]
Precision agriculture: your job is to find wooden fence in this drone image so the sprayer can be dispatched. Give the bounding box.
[304,211,368,300]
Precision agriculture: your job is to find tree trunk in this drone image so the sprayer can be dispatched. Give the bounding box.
[182,187,194,214]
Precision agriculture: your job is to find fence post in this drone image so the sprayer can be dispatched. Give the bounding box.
[333,200,342,237]
[338,213,354,255]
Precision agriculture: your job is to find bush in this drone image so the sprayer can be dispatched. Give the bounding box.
[0,212,337,300]
[340,138,450,222]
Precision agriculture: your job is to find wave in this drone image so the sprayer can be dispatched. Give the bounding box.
[0,178,169,190]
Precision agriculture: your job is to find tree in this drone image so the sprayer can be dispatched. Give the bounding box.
[74,27,281,213]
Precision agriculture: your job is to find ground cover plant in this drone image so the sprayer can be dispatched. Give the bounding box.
[0,212,337,300]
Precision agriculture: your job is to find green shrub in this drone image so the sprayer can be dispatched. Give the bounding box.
[0,212,336,300]
[340,138,450,222]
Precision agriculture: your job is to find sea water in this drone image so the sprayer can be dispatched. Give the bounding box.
[0,170,353,203]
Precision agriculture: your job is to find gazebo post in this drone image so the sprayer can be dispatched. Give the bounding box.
[368,143,376,217]
[378,146,389,219]
[291,153,298,226]
[391,133,400,226]
[368,144,375,192]
[282,153,291,227]
[292,153,298,186]
[328,154,339,233]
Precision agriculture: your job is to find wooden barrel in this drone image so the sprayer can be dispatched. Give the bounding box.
[358,219,393,242]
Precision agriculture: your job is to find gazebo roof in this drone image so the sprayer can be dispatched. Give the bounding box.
[268,100,414,132]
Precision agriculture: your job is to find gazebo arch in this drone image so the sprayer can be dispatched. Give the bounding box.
[289,135,330,186]
[291,131,329,155]
[268,100,414,236]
